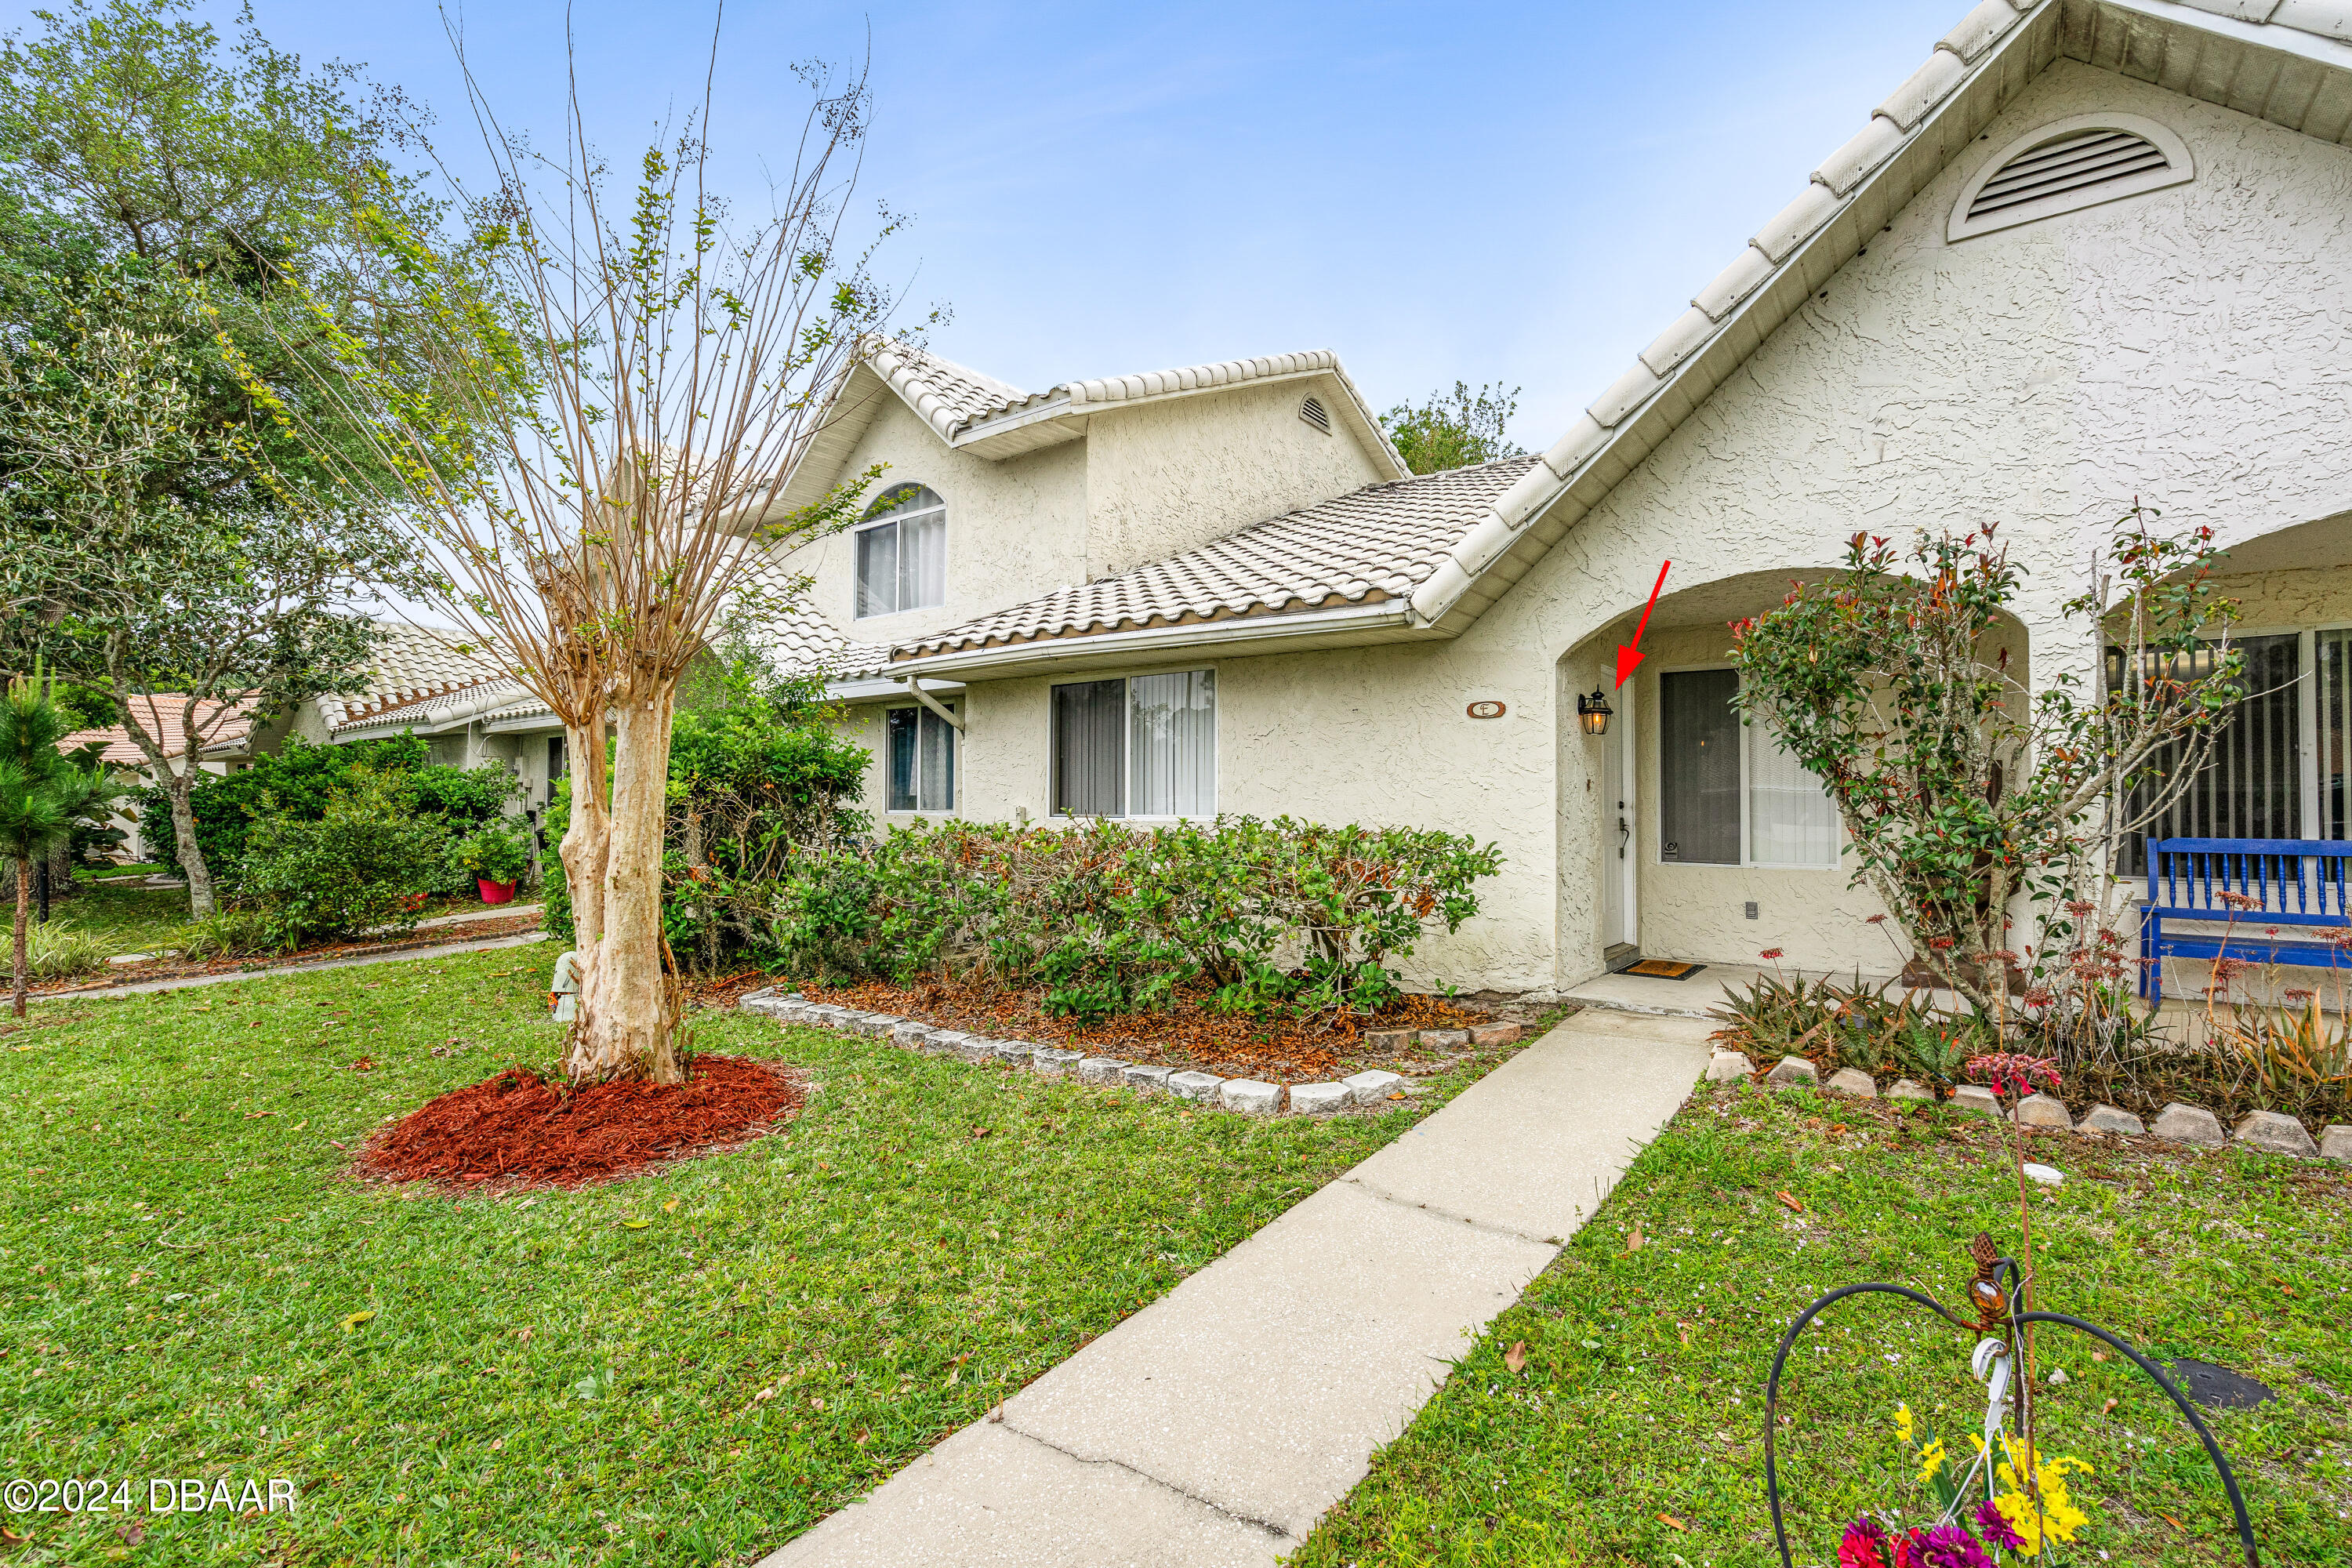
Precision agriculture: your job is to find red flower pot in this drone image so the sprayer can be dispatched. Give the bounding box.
[477,879,518,905]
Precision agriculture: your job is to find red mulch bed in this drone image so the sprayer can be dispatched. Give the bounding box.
[788,978,1498,1082]
[356,1053,802,1189]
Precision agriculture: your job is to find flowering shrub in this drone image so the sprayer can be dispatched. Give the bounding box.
[1962,1052,2061,1100]
[772,816,1503,1020]
[1730,509,2240,1020]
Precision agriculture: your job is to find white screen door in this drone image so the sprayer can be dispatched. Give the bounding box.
[1602,704,1635,951]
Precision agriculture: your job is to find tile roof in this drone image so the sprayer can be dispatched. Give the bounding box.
[860,339,1406,464]
[861,341,1029,441]
[335,681,553,732]
[890,456,1541,661]
[316,622,506,732]
[64,695,257,765]
[735,554,893,680]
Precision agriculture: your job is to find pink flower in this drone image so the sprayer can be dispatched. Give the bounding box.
[1965,1051,2061,1099]
[1760,949,1785,960]
[1973,1500,2024,1551]
[1840,1515,1895,1568]
[1896,1525,1994,1568]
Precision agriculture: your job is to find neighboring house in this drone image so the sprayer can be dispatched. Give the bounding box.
[63,695,263,861]
[753,344,1412,815]
[290,622,569,812]
[759,0,2352,999]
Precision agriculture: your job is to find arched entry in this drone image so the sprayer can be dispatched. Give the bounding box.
[1556,564,2027,989]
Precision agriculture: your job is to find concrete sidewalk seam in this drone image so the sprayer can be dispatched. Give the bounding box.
[1338,1175,1568,1247]
[993,1419,1296,1544]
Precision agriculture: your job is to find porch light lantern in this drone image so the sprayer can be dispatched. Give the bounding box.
[1577,688,1613,736]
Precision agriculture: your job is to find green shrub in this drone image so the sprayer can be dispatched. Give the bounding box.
[540,670,872,964]
[24,922,110,979]
[171,909,271,960]
[1712,968,1976,1084]
[130,735,517,892]
[542,776,575,943]
[773,816,1502,1021]
[448,822,532,887]
[236,771,445,950]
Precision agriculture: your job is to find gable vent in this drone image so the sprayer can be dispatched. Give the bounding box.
[1298,394,1332,435]
[1970,128,2167,220]
[1949,116,2193,242]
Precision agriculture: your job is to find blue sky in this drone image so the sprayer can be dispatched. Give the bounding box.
[10,0,1967,445]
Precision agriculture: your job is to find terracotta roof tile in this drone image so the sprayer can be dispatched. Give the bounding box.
[63,695,256,765]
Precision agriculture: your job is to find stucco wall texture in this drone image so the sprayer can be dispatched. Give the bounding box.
[837,60,2352,996]
[1467,58,2351,987]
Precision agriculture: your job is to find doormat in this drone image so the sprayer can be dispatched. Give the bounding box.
[1624,960,1705,981]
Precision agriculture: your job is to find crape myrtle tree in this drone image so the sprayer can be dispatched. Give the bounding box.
[1727,510,2241,1022]
[0,0,448,914]
[254,31,920,1086]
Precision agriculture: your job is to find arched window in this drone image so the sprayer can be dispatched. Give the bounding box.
[854,483,946,618]
[1947,113,2193,242]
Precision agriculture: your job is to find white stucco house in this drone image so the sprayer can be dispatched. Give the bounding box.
[748,0,2352,1000]
[284,623,571,811]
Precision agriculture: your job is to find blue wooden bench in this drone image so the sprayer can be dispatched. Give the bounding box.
[2140,838,2352,1000]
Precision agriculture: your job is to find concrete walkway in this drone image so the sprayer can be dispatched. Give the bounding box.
[32,931,549,1004]
[757,1007,1713,1567]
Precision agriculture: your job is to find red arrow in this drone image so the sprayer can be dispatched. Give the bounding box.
[1614,561,1671,688]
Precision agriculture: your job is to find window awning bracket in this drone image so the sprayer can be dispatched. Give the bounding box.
[902,678,964,733]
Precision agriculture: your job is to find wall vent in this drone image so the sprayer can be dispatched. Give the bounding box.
[1298,394,1332,435]
[1948,114,2193,242]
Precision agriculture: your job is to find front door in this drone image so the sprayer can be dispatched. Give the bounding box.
[1601,698,1637,963]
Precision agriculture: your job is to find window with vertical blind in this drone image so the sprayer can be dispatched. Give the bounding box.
[2322,629,2352,843]
[886,704,956,813]
[1658,667,1838,867]
[1051,671,1215,818]
[854,484,946,618]
[1748,716,1842,866]
[2116,633,2303,873]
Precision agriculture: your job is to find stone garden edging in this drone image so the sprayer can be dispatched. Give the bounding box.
[1710,1048,2352,1163]
[735,988,1524,1116]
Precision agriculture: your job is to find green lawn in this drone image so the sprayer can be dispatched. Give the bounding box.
[1296,1083,2352,1567]
[16,880,537,985]
[36,882,192,958]
[0,949,1493,1566]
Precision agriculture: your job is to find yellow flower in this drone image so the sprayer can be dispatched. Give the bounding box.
[1916,1437,1947,1486]
[1992,1485,2090,1555]
[1894,1403,1915,1446]
[1991,1436,2096,1554]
